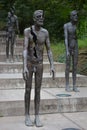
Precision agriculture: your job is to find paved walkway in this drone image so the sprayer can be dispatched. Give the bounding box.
[0,112,87,130]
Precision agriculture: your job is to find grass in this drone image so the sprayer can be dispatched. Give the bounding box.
[51,38,87,62]
[51,41,65,62]
[78,38,87,50]
[51,38,87,75]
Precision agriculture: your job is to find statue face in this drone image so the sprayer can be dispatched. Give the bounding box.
[71,10,78,22]
[10,8,15,16]
[8,12,11,18]
[11,10,14,15]
[10,6,15,15]
[33,10,44,26]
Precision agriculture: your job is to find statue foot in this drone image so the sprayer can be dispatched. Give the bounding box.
[11,59,14,63]
[65,87,71,92]
[6,58,9,63]
[35,115,43,127]
[73,87,79,92]
[10,58,14,63]
[25,115,33,126]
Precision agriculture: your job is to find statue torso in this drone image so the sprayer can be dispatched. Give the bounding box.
[27,26,47,63]
[67,22,78,49]
[8,15,17,31]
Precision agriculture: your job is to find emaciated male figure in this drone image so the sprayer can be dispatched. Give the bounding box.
[6,6,19,62]
[64,10,79,92]
[23,10,55,127]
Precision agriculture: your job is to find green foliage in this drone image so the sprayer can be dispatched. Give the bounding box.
[78,38,87,49]
[51,41,65,62]
[51,38,87,63]
[0,21,6,30]
[78,19,87,39]
[58,53,66,63]
[0,0,87,40]
[78,62,87,75]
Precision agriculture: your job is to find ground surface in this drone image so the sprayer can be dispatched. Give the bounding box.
[78,48,87,75]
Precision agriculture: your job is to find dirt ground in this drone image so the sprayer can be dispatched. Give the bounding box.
[78,48,87,75]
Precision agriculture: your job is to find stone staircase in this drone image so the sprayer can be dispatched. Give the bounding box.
[0,37,87,116]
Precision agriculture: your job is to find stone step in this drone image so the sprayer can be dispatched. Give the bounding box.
[0,62,65,73]
[0,37,23,45]
[0,39,48,52]
[0,53,48,62]
[0,39,53,61]
[0,53,22,62]
[0,87,87,116]
[0,42,51,62]
[0,43,47,54]
[16,38,24,45]
[0,73,86,89]
[0,45,23,54]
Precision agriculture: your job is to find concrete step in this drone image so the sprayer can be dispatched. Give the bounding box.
[0,87,87,116]
[0,37,23,45]
[0,62,23,73]
[0,73,86,89]
[0,45,23,54]
[0,43,51,62]
[0,52,48,62]
[0,43,47,55]
[0,53,22,62]
[0,62,65,73]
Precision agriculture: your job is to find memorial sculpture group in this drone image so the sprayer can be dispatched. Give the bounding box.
[6,9,79,127]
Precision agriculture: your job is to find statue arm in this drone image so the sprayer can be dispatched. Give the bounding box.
[23,29,29,80]
[45,30,55,79]
[6,18,9,31]
[64,24,69,56]
[15,16,19,33]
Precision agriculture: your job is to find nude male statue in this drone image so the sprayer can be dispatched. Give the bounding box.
[23,10,55,127]
[64,10,79,92]
[6,6,19,62]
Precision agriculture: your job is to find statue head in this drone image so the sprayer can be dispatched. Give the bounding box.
[8,12,11,19]
[10,6,15,15]
[70,10,78,22]
[33,10,44,26]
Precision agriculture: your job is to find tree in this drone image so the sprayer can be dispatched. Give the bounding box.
[0,0,87,40]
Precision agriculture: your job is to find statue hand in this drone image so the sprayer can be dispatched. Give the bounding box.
[50,67,55,80]
[67,51,70,58]
[23,67,29,81]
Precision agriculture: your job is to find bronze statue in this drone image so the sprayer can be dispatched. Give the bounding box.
[6,6,19,62]
[23,10,55,127]
[64,10,79,92]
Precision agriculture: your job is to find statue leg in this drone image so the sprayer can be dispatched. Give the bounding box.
[6,37,10,61]
[72,52,79,92]
[34,63,43,127]
[10,32,15,61]
[65,55,71,91]
[25,64,34,126]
